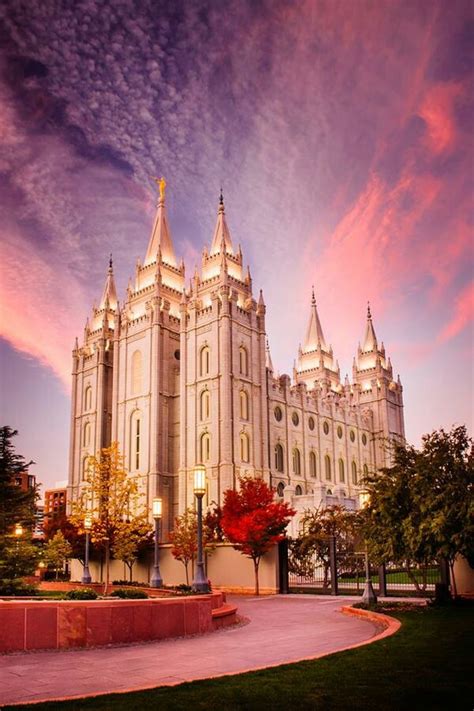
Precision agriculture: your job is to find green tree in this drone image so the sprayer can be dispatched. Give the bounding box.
[361,425,474,596]
[0,538,39,581]
[112,520,153,582]
[70,442,148,593]
[44,531,73,579]
[0,426,37,535]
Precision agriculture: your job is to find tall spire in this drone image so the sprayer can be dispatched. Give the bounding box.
[303,286,327,352]
[99,254,117,310]
[210,190,233,256]
[144,177,177,267]
[362,301,378,352]
[265,338,274,372]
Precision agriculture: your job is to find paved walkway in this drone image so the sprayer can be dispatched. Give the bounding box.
[0,595,383,706]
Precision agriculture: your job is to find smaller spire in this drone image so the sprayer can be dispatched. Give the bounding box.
[210,192,234,255]
[362,301,378,352]
[100,256,117,310]
[265,338,274,372]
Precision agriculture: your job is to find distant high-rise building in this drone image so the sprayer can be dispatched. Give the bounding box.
[68,182,405,538]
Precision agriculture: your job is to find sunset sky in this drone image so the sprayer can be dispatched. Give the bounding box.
[1,0,472,494]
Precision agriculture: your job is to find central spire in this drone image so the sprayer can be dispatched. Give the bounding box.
[99,254,117,310]
[210,190,234,256]
[362,301,378,352]
[144,177,177,267]
[303,286,327,352]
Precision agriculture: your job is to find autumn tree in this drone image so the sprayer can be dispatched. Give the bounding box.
[112,519,153,582]
[69,443,151,593]
[221,477,295,595]
[170,506,219,585]
[289,505,358,588]
[44,531,73,579]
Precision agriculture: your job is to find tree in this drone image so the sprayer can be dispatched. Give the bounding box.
[361,426,474,596]
[112,520,153,582]
[289,505,358,588]
[0,426,37,535]
[170,506,218,585]
[69,443,150,593]
[221,477,295,595]
[44,531,73,579]
[43,517,86,563]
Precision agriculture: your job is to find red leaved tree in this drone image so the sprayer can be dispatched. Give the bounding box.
[221,477,295,595]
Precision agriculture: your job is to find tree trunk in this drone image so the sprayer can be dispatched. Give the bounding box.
[55,566,59,581]
[253,558,260,596]
[185,561,189,585]
[406,561,421,592]
[449,560,457,598]
[128,562,133,583]
[104,540,110,596]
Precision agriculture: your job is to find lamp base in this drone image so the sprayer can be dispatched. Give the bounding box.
[362,580,377,605]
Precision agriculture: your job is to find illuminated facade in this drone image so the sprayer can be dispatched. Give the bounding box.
[67,185,405,538]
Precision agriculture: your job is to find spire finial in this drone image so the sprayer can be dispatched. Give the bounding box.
[152,176,166,202]
[367,301,372,319]
[311,285,316,305]
[219,186,224,206]
[109,253,113,271]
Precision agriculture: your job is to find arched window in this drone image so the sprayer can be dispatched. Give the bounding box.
[131,350,142,395]
[240,390,249,420]
[200,432,211,463]
[325,454,332,480]
[84,386,92,411]
[293,448,301,476]
[363,463,369,479]
[200,346,210,376]
[327,489,333,495]
[240,433,250,463]
[309,451,317,478]
[339,458,345,482]
[295,485,303,496]
[239,346,248,376]
[352,461,358,485]
[83,422,91,447]
[130,411,141,471]
[200,390,210,421]
[275,443,284,472]
[277,482,285,497]
[81,456,89,482]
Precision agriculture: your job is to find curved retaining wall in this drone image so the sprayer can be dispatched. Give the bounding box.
[0,592,237,654]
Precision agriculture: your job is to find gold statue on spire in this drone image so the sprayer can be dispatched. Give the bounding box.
[152,176,166,201]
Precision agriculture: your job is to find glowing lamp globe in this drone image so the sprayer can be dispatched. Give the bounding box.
[152,497,163,519]
[193,464,206,495]
[14,523,23,537]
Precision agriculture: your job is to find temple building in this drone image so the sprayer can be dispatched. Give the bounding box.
[67,180,405,538]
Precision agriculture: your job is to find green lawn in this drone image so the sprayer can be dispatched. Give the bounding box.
[5,603,473,711]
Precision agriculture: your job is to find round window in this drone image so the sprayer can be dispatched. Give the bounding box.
[274,406,283,422]
[174,349,180,361]
[323,421,329,435]
[350,430,355,443]
[362,433,367,446]
[292,412,299,426]
[308,416,315,431]
[337,426,343,439]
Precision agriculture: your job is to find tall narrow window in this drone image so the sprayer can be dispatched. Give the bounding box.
[82,456,89,482]
[363,463,369,479]
[277,482,285,497]
[83,422,91,447]
[200,346,210,376]
[275,443,284,472]
[200,390,210,421]
[131,350,142,395]
[130,411,141,471]
[309,451,317,478]
[240,390,249,420]
[295,485,303,496]
[240,433,250,462]
[325,454,332,480]
[339,458,345,482]
[200,432,210,462]
[84,386,92,411]
[239,346,248,376]
[352,461,358,485]
[293,448,301,476]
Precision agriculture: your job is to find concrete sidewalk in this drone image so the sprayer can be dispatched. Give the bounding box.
[0,595,384,706]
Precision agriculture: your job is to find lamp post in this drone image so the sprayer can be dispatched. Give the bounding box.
[82,515,92,584]
[192,464,210,594]
[151,497,163,588]
[360,491,377,605]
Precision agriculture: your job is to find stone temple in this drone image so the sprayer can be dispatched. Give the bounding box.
[67,180,405,537]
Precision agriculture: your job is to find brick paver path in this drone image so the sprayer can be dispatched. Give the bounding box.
[0,595,381,705]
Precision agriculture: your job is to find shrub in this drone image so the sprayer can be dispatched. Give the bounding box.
[65,588,98,600]
[110,588,148,599]
[0,579,38,596]
[112,579,142,587]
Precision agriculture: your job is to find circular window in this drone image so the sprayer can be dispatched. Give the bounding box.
[174,349,180,360]
[337,426,343,439]
[362,433,367,446]
[274,406,283,422]
[350,430,355,443]
[323,421,329,435]
[308,416,315,431]
[292,412,299,426]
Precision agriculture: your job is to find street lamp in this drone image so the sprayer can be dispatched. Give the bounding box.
[14,523,23,537]
[150,497,163,588]
[14,523,23,579]
[192,464,210,594]
[360,490,377,605]
[82,514,92,584]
